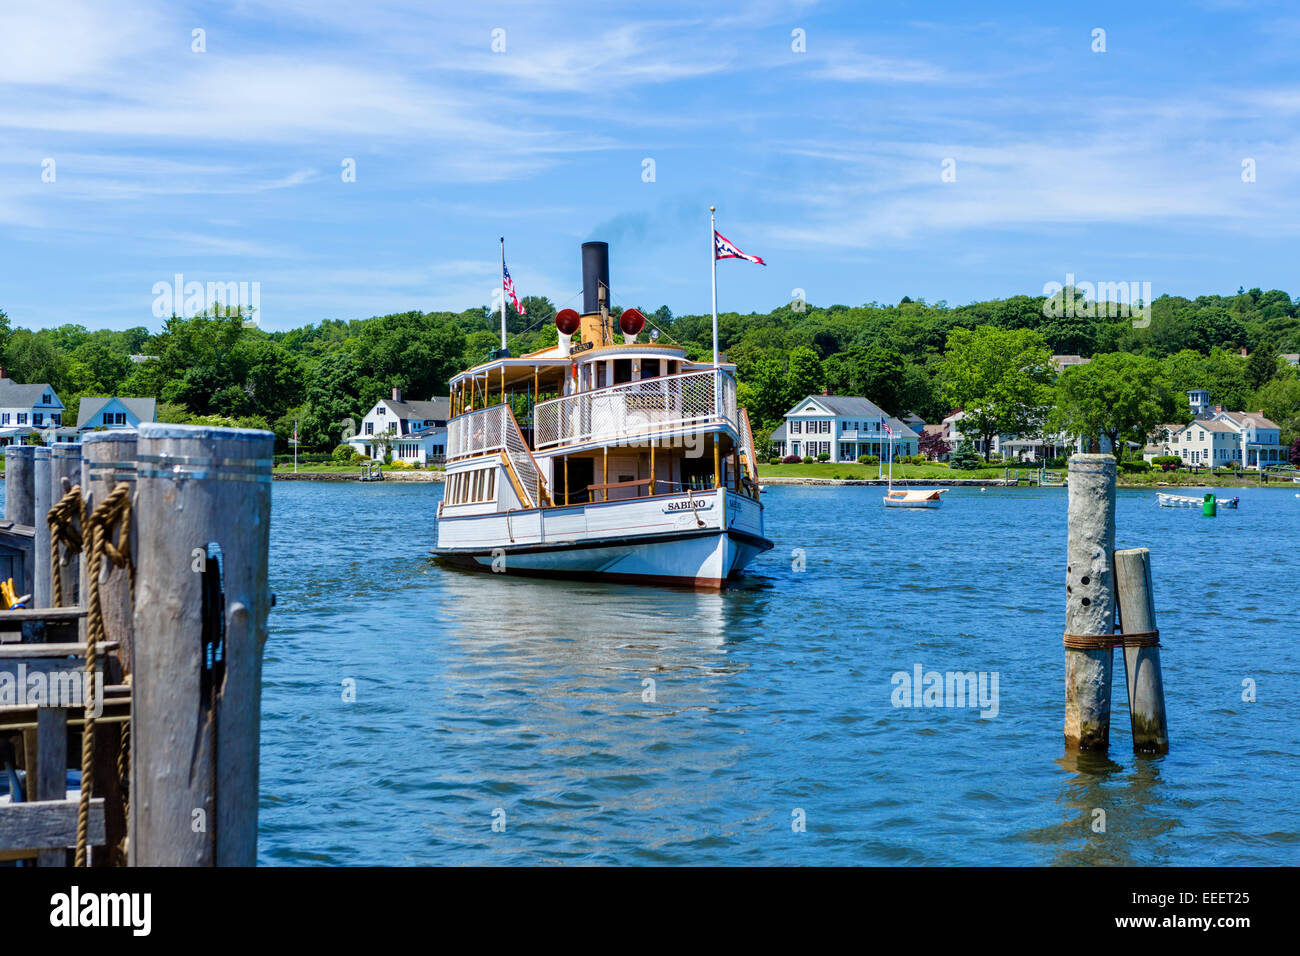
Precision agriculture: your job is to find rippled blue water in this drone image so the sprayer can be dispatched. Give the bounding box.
[249,482,1297,864]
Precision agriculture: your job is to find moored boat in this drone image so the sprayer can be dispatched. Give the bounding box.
[883,488,947,508]
[1156,492,1239,509]
[431,241,773,588]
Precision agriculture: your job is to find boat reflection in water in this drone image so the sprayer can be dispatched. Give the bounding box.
[421,563,774,863]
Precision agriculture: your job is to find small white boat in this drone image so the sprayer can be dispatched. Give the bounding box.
[1156,493,1239,509]
[880,438,945,507]
[883,488,947,508]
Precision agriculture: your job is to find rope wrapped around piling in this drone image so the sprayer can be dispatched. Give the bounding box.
[49,482,134,866]
[47,484,85,609]
[1063,629,1160,650]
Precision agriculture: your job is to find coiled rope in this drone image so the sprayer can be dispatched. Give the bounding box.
[49,481,134,867]
[1062,629,1160,650]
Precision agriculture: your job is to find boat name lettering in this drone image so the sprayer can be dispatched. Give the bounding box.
[664,500,714,513]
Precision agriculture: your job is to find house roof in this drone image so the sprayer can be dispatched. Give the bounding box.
[1181,419,1238,434]
[381,397,450,421]
[770,422,787,441]
[0,378,59,408]
[1218,410,1281,431]
[75,396,157,430]
[786,394,920,437]
[1052,354,1090,371]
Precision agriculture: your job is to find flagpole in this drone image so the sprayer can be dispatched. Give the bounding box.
[499,236,507,351]
[710,206,718,367]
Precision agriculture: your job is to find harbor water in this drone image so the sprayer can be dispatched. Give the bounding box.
[256,482,1297,864]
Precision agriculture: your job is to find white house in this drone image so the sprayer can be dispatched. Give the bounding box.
[770,394,918,462]
[1143,391,1286,470]
[0,375,69,445]
[75,397,157,435]
[1214,409,1285,468]
[348,388,450,465]
[941,409,1095,461]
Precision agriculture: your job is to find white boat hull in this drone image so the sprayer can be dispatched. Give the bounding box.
[1157,493,1239,509]
[883,488,947,508]
[433,488,771,588]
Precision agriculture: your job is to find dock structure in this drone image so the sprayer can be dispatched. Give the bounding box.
[0,424,273,866]
[1062,453,1171,754]
[1064,454,1117,751]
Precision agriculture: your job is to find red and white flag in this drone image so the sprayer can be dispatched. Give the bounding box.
[713,230,765,265]
[503,260,526,315]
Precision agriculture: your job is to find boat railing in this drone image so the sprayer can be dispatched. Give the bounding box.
[446,404,553,508]
[738,406,759,482]
[532,368,738,451]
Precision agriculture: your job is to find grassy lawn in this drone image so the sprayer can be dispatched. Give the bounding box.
[271,462,443,474]
[754,460,1292,487]
[756,461,1012,480]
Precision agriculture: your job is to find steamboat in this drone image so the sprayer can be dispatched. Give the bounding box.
[431,241,773,587]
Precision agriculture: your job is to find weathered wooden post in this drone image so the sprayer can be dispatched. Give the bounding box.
[1114,548,1170,754]
[4,445,35,526]
[33,446,51,607]
[50,444,83,606]
[1064,453,1116,751]
[81,432,138,676]
[131,424,273,866]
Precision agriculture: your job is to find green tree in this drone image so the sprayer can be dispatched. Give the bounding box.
[1051,352,1175,460]
[1250,376,1300,445]
[949,440,980,470]
[784,346,824,409]
[938,326,1054,460]
[1246,340,1277,391]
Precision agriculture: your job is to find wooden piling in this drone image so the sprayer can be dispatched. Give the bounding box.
[81,432,138,677]
[130,424,273,866]
[33,446,51,607]
[1114,547,1170,754]
[1064,453,1116,751]
[4,445,35,527]
[50,444,82,606]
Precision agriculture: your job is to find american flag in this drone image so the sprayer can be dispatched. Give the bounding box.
[503,261,525,315]
[882,417,893,436]
[713,230,765,265]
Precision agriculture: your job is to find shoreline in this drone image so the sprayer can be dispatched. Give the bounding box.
[757,475,1296,488]
[272,470,444,481]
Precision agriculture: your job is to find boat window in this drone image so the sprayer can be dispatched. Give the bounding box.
[486,470,495,499]
[472,470,483,501]
[614,359,633,384]
[642,359,660,379]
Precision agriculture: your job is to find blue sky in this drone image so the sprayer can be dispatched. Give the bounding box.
[2,0,1298,332]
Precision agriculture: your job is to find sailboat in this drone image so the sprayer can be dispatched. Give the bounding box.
[881,424,947,508]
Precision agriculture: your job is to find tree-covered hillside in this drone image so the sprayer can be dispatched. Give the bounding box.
[2,284,1297,455]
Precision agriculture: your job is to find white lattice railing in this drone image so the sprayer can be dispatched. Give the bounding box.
[533,369,738,450]
[503,413,551,508]
[738,406,758,482]
[446,403,551,508]
[446,404,508,460]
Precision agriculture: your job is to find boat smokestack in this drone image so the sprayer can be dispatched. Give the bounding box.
[581,241,610,315]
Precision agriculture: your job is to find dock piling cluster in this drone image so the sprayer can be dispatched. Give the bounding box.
[1064,453,1170,755]
[1,424,273,866]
